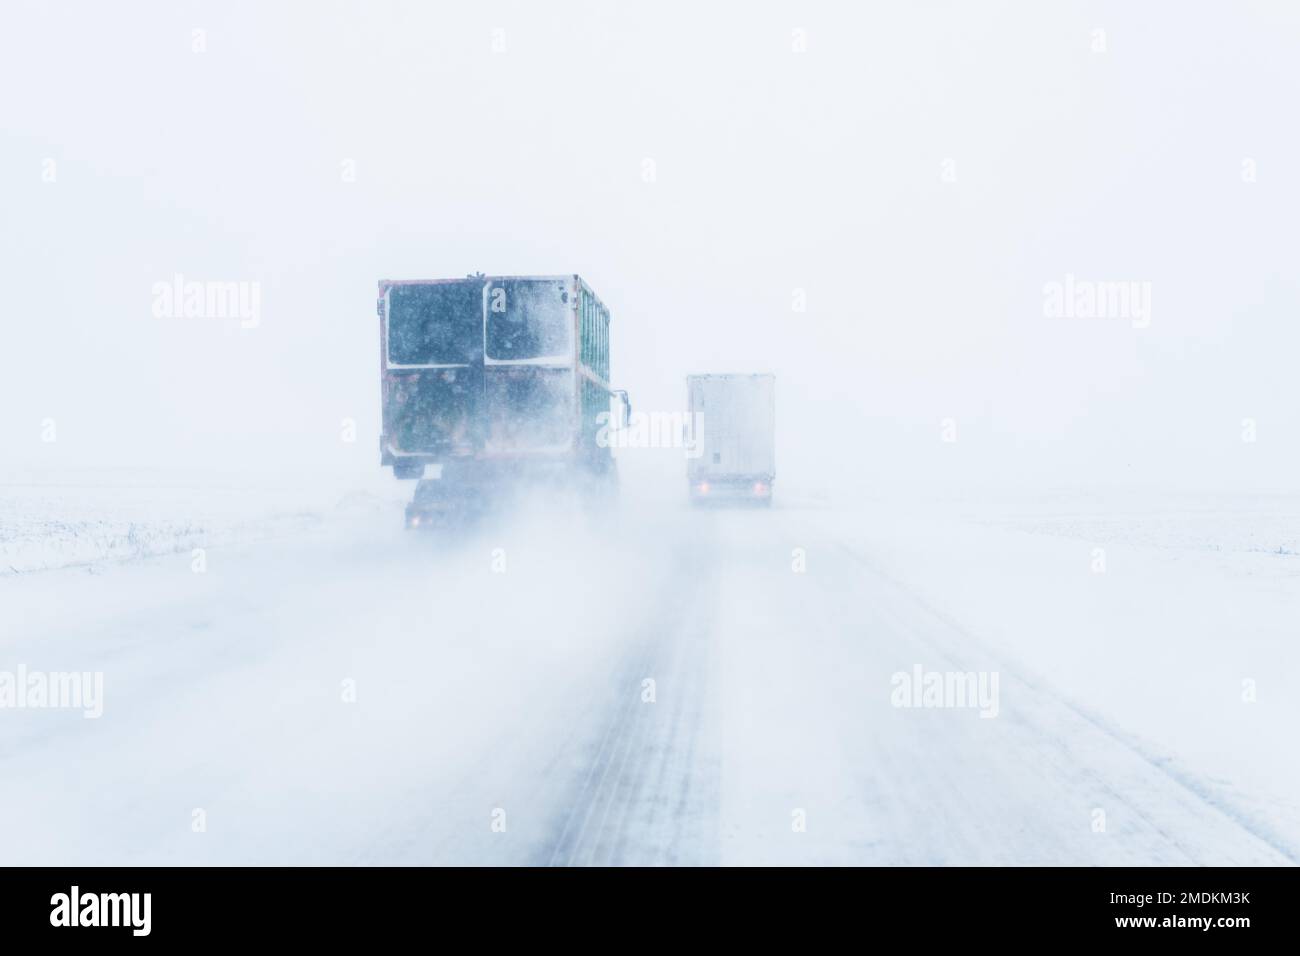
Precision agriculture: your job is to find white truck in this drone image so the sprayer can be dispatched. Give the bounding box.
[686,373,776,506]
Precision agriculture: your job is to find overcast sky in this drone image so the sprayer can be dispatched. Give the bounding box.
[3,1,1298,494]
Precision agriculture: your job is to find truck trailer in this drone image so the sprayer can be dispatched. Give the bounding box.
[686,373,776,506]
[378,274,630,527]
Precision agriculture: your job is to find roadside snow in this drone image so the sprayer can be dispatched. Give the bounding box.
[0,468,402,576]
[815,491,1300,858]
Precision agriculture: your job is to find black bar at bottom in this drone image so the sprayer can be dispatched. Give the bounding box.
[0,866,1293,943]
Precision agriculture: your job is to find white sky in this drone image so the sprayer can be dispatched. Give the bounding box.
[3,1,1298,493]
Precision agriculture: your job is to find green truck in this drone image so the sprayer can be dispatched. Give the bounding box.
[377,275,630,526]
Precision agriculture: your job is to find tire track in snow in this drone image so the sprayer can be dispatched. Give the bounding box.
[832,537,1299,865]
[542,520,721,866]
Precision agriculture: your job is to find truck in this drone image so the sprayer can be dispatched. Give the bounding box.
[686,373,776,506]
[378,274,630,527]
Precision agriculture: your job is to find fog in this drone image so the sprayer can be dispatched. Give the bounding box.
[4,2,1300,870]
[4,1,1298,496]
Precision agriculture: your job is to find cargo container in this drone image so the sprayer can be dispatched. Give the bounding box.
[378,275,630,527]
[686,373,775,506]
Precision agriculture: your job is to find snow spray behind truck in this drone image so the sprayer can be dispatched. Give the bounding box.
[378,275,631,527]
[686,373,776,506]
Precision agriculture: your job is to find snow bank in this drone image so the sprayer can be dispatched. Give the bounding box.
[0,468,402,576]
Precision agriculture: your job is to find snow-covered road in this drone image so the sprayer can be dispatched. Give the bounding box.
[1,493,1296,865]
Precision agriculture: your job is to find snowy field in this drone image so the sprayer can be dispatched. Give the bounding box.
[0,468,397,575]
[1,471,1296,865]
